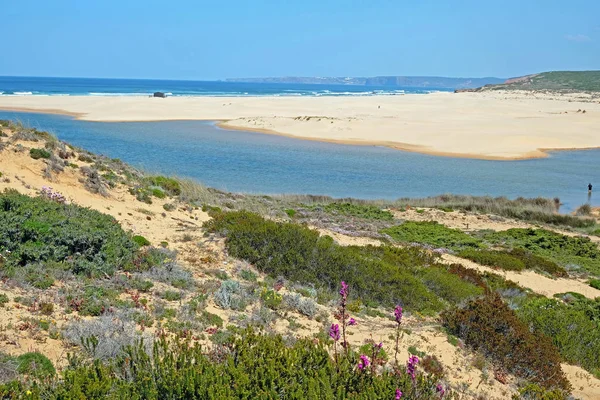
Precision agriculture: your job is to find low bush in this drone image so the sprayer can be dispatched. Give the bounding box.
[29,148,51,160]
[0,330,449,399]
[590,279,600,290]
[381,221,483,250]
[314,202,394,221]
[485,228,600,275]
[0,294,8,307]
[144,176,181,196]
[441,293,570,391]
[419,266,484,304]
[0,189,137,278]
[205,211,449,313]
[214,280,248,311]
[16,352,55,378]
[458,248,526,271]
[132,235,150,247]
[518,297,600,376]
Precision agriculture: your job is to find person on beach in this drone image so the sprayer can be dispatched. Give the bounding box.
[589,183,593,193]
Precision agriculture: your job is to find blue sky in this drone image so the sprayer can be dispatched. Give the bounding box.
[1,0,598,80]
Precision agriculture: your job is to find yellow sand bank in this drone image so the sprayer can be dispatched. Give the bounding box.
[1,91,599,160]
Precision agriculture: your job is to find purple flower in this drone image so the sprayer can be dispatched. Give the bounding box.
[406,355,419,380]
[329,324,340,341]
[348,318,357,326]
[394,305,403,324]
[339,281,349,299]
[395,388,403,399]
[357,354,370,370]
[376,342,383,349]
[436,384,445,397]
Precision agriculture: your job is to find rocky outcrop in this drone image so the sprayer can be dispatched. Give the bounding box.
[153,92,167,98]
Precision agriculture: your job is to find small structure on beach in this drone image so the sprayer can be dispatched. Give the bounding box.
[153,92,167,98]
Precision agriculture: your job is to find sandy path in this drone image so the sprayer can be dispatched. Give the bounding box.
[1,91,599,160]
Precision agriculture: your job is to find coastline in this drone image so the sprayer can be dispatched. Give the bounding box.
[1,91,599,161]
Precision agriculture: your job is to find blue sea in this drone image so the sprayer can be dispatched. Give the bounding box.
[0,110,598,212]
[0,76,447,97]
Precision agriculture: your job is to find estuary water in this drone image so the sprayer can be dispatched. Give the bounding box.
[0,111,598,211]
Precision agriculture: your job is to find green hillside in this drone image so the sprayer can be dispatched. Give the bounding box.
[486,71,600,92]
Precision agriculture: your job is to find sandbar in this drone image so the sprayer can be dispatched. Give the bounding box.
[0,91,599,160]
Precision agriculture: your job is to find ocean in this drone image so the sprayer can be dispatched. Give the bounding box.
[0,110,597,212]
[0,76,448,97]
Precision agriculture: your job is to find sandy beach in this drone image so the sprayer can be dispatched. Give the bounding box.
[1,91,599,160]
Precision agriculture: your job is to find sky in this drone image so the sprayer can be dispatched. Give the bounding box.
[1,0,599,80]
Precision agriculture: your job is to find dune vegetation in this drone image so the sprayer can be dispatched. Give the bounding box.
[0,119,599,399]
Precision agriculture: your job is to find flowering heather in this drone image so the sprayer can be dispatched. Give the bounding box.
[395,388,403,399]
[357,354,370,370]
[41,186,66,203]
[436,384,445,397]
[394,305,403,324]
[339,281,349,301]
[329,324,340,342]
[407,355,419,381]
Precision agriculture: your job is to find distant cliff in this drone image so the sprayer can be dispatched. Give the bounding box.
[225,76,504,89]
[466,71,600,92]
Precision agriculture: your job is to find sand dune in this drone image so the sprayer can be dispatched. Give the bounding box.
[1,91,599,160]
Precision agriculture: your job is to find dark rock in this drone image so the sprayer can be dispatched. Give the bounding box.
[153,92,167,98]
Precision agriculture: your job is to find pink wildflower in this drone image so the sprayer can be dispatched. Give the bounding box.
[348,318,357,326]
[394,305,403,324]
[436,384,445,397]
[406,355,419,380]
[357,354,370,370]
[329,324,340,341]
[339,281,349,299]
[395,388,403,399]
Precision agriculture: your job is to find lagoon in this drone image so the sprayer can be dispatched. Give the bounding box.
[1,111,598,211]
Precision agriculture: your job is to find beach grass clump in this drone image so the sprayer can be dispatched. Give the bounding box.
[518,296,600,377]
[204,211,486,313]
[0,189,137,279]
[441,293,570,391]
[395,194,594,228]
[144,176,181,196]
[381,221,483,251]
[484,228,600,275]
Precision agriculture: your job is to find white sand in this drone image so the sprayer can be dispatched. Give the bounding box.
[1,91,599,160]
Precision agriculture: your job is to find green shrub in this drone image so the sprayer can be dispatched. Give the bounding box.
[518,297,600,376]
[441,293,569,391]
[162,290,182,302]
[200,311,223,328]
[419,266,484,304]
[239,269,257,281]
[205,212,456,313]
[0,294,8,307]
[0,190,137,278]
[16,352,55,378]
[260,288,283,309]
[144,176,181,196]
[152,188,166,199]
[485,228,600,275]
[589,279,600,290]
[163,203,175,212]
[458,248,526,271]
[284,208,296,218]
[317,202,394,221]
[382,221,482,250]
[0,330,449,399]
[29,148,51,160]
[133,235,151,247]
[78,154,94,163]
